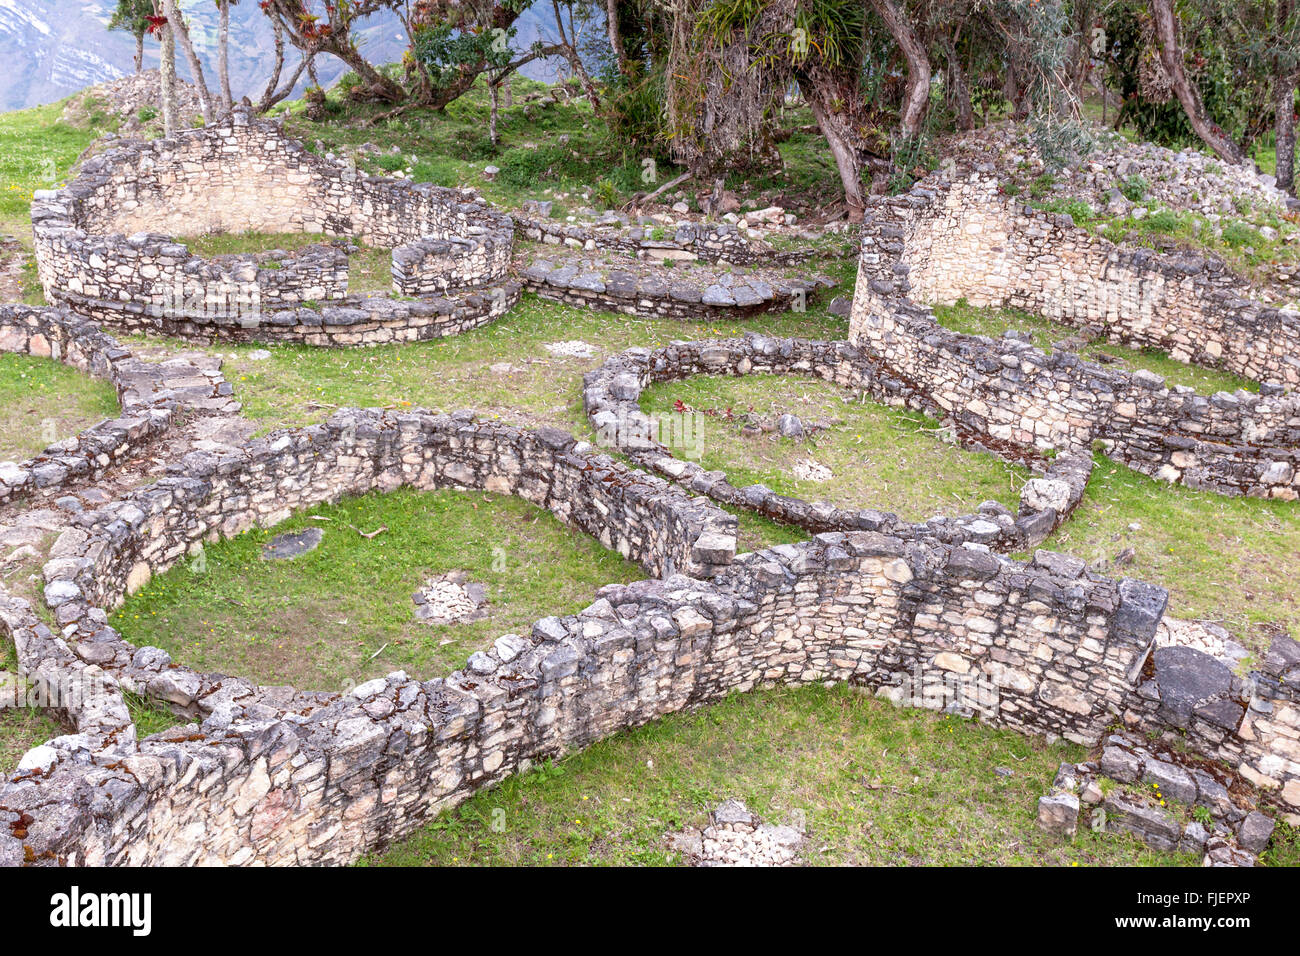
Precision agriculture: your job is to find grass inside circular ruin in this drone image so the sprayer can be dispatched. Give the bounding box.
[0,353,119,462]
[183,231,395,296]
[932,299,1258,395]
[638,373,1030,538]
[109,488,643,691]
[366,683,1232,867]
[0,639,64,774]
[1041,453,1300,659]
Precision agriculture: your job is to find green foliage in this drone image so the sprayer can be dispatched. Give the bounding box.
[594,178,620,210]
[1220,220,1262,248]
[496,143,570,189]
[1028,173,1057,199]
[1119,175,1149,203]
[413,22,516,94]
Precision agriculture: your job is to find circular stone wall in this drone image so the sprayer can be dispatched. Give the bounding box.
[849,171,1300,499]
[32,108,517,344]
[0,305,236,505]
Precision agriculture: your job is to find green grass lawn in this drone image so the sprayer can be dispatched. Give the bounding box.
[0,353,120,462]
[1042,454,1300,659]
[638,373,1029,523]
[366,684,1199,867]
[109,488,643,691]
[933,300,1258,395]
[172,294,848,439]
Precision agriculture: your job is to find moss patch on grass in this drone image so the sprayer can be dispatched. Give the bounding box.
[0,353,120,462]
[366,684,1197,867]
[110,488,643,691]
[638,373,1029,525]
[932,299,1257,395]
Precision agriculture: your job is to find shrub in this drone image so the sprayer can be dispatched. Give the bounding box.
[1119,175,1148,203]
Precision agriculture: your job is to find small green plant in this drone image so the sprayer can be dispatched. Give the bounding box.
[594,178,620,210]
[1119,175,1149,203]
[1037,198,1095,223]
[1191,806,1214,826]
[1221,221,1261,248]
[1028,173,1057,199]
[137,105,158,124]
[1141,209,1181,234]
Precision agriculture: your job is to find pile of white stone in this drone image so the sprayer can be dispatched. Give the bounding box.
[412,572,489,624]
[949,121,1297,218]
[665,799,805,867]
[61,71,203,134]
[1155,617,1250,670]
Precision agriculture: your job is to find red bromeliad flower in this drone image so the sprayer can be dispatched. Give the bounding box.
[146,14,168,35]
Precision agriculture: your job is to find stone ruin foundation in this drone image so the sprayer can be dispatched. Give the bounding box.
[1,148,1298,867]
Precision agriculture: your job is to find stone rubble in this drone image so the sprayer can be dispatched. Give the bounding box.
[666,799,805,866]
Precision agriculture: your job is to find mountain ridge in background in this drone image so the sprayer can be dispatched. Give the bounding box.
[0,0,563,113]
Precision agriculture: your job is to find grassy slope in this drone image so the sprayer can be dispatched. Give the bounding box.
[2,80,1296,863]
[0,353,120,462]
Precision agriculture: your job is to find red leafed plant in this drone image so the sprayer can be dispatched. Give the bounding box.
[145,14,168,34]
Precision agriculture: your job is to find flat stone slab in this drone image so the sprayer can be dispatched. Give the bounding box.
[262,527,324,560]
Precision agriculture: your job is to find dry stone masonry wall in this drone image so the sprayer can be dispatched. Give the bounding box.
[849,172,1300,499]
[584,334,1092,550]
[32,108,517,345]
[1,403,1178,863]
[0,305,237,506]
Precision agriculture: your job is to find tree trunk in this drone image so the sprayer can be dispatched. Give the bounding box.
[218,0,233,112]
[134,33,144,73]
[552,0,602,109]
[503,77,513,107]
[160,22,178,136]
[162,0,214,124]
[257,15,312,114]
[489,80,500,145]
[941,35,973,132]
[605,0,632,78]
[1278,73,1297,194]
[804,89,866,220]
[1150,0,1245,164]
[1275,0,1297,194]
[871,0,931,140]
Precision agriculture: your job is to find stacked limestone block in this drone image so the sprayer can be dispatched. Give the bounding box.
[0,305,237,505]
[848,171,1300,499]
[32,108,516,345]
[584,333,1094,548]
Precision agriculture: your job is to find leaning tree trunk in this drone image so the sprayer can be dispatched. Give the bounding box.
[218,0,233,112]
[1150,0,1245,164]
[871,0,931,141]
[806,92,865,218]
[160,22,178,135]
[162,0,214,124]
